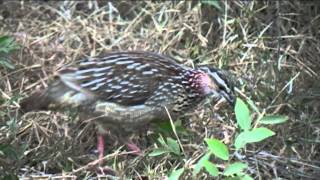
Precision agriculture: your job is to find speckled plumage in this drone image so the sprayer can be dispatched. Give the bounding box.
[21,51,235,156]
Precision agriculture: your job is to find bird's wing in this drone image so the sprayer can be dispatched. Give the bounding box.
[58,51,186,106]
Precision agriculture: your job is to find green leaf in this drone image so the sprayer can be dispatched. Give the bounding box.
[167,137,181,155]
[235,98,251,131]
[168,168,184,180]
[157,135,168,147]
[223,162,248,176]
[0,144,19,160]
[149,148,169,157]
[246,98,260,114]
[241,174,254,180]
[259,115,288,125]
[156,120,188,136]
[245,127,275,143]
[193,152,211,176]
[235,128,275,150]
[0,59,15,69]
[0,36,19,53]
[0,143,27,160]
[150,136,182,156]
[224,174,253,180]
[203,160,219,177]
[205,138,229,160]
[201,0,222,11]
[0,36,12,46]
[234,132,247,150]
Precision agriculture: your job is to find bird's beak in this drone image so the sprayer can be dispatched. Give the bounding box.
[220,91,235,107]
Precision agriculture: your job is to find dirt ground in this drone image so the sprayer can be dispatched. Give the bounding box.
[0,1,319,179]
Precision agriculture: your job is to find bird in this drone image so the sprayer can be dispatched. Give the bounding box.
[20,51,235,160]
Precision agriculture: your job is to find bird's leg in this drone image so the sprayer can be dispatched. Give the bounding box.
[86,135,117,175]
[82,134,115,175]
[97,135,105,160]
[126,141,142,156]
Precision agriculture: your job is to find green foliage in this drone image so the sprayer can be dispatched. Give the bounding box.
[0,143,27,160]
[235,98,251,131]
[223,162,248,176]
[6,117,18,135]
[149,136,181,157]
[0,60,15,70]
[225,174,254,180]
[0,36,19,53]
[2,174,19,180]
[157,97,286,178]
[259,115,288,125]
[205,138,229,160]
[193,152,219,177]
[193,152,211,176]
[193,139,246,178]
[168,168,184,180]
[0,35,19,70]
[155,120,188,137]
[191,97,286,178]
[235,127,275,150]
[201,0,222,11]
[203,160,219,177]
[234,98,276,150]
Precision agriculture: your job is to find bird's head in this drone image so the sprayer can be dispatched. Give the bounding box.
[193,66,236,106]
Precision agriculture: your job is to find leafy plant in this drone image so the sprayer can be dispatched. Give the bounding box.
[0,35,19,70]
[150,97,288,179]
[234,98,287,150]
[149,135,181,157]
[189,98,288,180]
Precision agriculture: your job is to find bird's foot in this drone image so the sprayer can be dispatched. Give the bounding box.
[94,165,116,176]
[126,142,143,156]
[73,157,116,176]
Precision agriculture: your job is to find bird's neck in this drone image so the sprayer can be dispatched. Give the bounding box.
[184,70,212,95]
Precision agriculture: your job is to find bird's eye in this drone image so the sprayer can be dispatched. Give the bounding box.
[219,85,227,92]
[219,85,231,94]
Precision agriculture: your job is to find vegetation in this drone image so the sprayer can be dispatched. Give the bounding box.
[0,1,319,179]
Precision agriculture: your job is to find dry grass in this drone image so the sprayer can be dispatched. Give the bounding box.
[0,1,319,179]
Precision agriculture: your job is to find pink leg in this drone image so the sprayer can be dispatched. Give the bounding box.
[83,135,115,175]
[97,135,104,160]
[126,142,142,156]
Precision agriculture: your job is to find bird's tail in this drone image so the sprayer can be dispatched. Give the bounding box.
[20,77,92,113]
[20,79,69,112]
[20,89,51,112]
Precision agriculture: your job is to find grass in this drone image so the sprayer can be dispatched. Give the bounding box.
[0,1,319,179]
